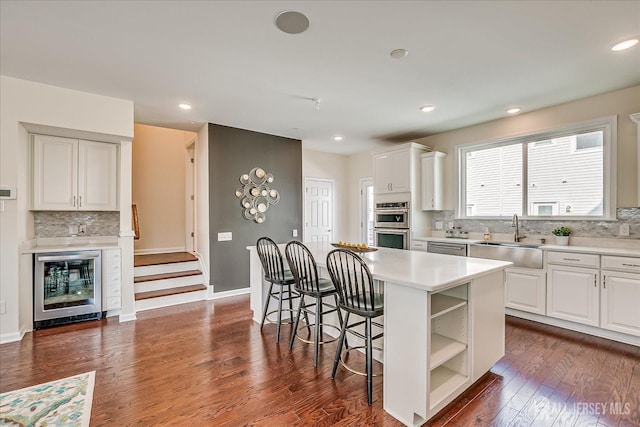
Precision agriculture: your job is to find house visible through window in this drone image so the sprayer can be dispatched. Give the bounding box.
[458,116,615,219]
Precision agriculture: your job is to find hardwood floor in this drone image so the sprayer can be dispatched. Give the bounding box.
[1,295,638,426]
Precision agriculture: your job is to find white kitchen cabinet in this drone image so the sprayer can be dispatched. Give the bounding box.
[102,248,122,311]
[547,264,599,327]
[32,135,118,211]
[600,255,640,337]
[420,151,446,210]
[373,144,427,194]
[504,267,546,315]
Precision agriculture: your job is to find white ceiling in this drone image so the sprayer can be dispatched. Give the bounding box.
[1,1,639,154]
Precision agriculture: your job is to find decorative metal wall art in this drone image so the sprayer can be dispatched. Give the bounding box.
[235,167,280,223]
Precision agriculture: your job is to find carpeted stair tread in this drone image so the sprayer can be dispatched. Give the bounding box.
[134,269,202,283]
[134,252,197,267]
[135,284,207,301]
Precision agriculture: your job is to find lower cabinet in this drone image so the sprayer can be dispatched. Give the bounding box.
[601,270,640,336]
[102,248,122,311]
[547,264,599,327]
[504,267,546,315]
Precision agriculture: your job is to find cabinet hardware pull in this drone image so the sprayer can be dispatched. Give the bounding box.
[603,275,606,288]
[594,274,597,287]
[73,196,76,207]
[563,258,580,261]
[79,196,82,207]
[622,263,640,268]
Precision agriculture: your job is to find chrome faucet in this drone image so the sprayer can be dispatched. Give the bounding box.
[511,214,525,242]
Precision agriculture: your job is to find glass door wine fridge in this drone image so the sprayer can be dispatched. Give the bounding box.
[34,250,102,328]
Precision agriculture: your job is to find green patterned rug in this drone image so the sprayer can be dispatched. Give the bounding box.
[0,371,95,427]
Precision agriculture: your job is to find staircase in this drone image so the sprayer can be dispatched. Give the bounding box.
[134,252,208,311]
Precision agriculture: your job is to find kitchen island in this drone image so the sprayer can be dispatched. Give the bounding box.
[247,242,511,426]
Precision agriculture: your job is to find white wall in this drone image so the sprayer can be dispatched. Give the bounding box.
[302,149,348,241]
[0,76,134,342]
[346,151,374,242]
[132,124,196,253]
[415,85,640,209]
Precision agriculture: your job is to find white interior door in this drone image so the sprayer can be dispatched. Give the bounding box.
[185,142,195,252]
[305,178,333,243]
[360,178,374,246]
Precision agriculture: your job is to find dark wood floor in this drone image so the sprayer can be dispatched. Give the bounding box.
[1,295,638,426]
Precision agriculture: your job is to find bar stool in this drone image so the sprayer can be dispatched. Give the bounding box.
[256,237,299,343]
[285,241,344,367]
[326,248,384,405]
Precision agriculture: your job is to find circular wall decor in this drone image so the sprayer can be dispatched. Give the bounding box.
[235,167,280,223]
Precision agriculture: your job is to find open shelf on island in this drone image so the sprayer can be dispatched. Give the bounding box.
[430,365,468,410]
[431,294,467,319]
[430,334,467,370]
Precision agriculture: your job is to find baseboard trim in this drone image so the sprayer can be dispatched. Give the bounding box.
[134,247,187,255]
[119,313,137,322]
[505,308,639,346]
[207,287,250,300]
[0,330,25,344]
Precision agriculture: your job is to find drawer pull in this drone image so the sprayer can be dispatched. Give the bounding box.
[563,258,581,261]
[622,263,640,268]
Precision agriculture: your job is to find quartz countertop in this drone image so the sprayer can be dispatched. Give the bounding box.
[22,236,120,253]
[249,241,511,293]
[412,236,482,244]
[540,244,640,257]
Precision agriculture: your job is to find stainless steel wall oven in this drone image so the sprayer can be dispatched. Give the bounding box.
[34,250,102,329]
[374,201,410,250]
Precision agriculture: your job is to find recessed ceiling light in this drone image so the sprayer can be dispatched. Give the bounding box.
[333,135,343,141]
[506,107,521,114]
[611,38,639,51]
[275,11,310,34]
[420,105,435,113]
[390,49,409,59]
[178,103,192,110]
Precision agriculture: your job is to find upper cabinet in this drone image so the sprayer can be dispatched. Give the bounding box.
[373,143,430,195]
[32,135,118,211]
[420,151,446,210]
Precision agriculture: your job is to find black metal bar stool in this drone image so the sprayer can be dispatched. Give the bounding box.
[256,237,299,343]
[285,241,344,367]
[326,248,384,405]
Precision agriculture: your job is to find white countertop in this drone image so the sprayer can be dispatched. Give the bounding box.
[414,236,640,257]
[22,236,120,253]
[540,244,640,257]
[413,236,481,244]
[250,241,511,293]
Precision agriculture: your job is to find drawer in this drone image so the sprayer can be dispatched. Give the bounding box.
[412,241,428,251]
[547,251,599,268]
[106,296,121,310]
[601,256,640,273]
[106,285,121,297]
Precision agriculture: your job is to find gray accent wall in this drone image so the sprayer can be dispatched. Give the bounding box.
[208,124,302,292]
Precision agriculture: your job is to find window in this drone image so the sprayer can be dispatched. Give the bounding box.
[457,116,616,220]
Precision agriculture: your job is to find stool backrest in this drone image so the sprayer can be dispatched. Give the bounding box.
[256,237,287,282]
[285,241,321,293]
[326,249,379,314]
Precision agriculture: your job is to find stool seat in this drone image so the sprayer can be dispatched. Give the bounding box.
[285,241,345,368]
[257,237,300,343]
[326,248,384,406]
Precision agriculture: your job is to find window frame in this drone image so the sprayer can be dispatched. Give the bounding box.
[456,115,617,220]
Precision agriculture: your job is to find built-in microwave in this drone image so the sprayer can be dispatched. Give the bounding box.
[373,201,409,229]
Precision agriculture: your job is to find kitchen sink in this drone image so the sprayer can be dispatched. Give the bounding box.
[469,241,543,269]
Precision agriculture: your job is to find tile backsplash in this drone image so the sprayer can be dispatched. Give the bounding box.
[34,211,120,237]
[432,208,640,239]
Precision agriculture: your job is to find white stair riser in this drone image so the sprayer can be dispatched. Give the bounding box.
[134,261,200,277]
[135,289,208,312]
[135,275,204,293]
